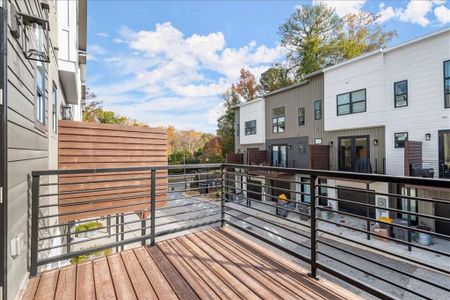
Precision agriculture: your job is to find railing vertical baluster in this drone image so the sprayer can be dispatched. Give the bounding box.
[120,213,124,251]
[221,167,225,227]
[141,214,146,246]
[407,198,412,251]
[366,183,371,240]
[30,174,40,277]
[309,174,318,280]
[150,168,156,245]
[66,221,72,254]
[115,214,119,253]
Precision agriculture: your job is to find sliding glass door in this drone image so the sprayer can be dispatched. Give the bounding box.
[438,130,450,179]
[271,145,287,167]
[338,136,370,173]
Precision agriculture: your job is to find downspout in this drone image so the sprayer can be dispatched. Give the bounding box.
[0,0,7,299]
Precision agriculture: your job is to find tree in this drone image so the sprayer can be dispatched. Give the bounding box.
[216,86,240,158]
[234,68,261,101]
[260,65,294,92]
[201,136,223,163]
[279,3,396,78]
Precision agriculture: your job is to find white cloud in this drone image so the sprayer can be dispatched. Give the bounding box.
[91,22,284,131]
[97,32,109,38]
[313,0,366,16]
[434,5,450,23]
[377,0,449,27]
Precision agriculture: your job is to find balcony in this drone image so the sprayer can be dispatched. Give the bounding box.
[23,164,449,299]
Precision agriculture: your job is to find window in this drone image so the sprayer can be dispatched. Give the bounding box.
[245,120,257,135]
[445,60,450,108]
[272,106,285,133]
[35,66,45,125]
[337,89,366,116]
[52,84,57,133]
[236,124,240,136]
[300,177,310,204]
[395,132,408,148]
[298,107,305,126]
[271,145,287,167]
[314,100,322,120]
[338,136,371,172]
[398,187,418,226]
[394,80,408,108]
[314,138,322,145]
[318,179,328,206]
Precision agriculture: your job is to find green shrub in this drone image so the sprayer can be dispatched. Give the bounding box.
[69,248,112,264]
[74,221,102,234]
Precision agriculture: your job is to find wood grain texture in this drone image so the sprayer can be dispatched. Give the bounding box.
[57,120,168,221]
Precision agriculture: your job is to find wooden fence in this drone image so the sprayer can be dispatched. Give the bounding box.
[57,120,168,222]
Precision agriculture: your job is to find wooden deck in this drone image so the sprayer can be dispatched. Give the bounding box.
[22,228,360,300]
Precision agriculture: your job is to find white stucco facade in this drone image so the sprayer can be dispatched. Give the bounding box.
[239,98,266,145]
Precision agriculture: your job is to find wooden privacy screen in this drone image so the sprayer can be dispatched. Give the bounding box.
[309,145,330,170]
[404,141,422,176]
[58,120,168,222]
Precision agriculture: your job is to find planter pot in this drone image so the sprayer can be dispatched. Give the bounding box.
[374,228,389,241]
[416,225,432,246]
[276,202,289,217]
[319,206,333,220]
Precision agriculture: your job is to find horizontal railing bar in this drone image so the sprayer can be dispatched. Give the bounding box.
[318,206,450,240]
[318,250,431,300]
[317,216,449,257]
[155,196,220,204]
[223,164,450,188]
[318,238,450,292]
[225,206,310,239]
[155,185,221,196]
[224,177,312,197]
[317,194,450,222]
[225,192,311,219]
[39,176,151,187]
[318,184,450,205]
[39,183,151,198]
[32,164,222,176]
[155,219,220,237]
[224,220,311,264]
[157,201,220,211]
[317,229,449,274]
[224,170,311,186]
[155,212,221,228]
[157,206,219,219]
[224,212,310,250]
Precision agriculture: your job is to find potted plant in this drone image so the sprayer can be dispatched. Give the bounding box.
[74,221,103,238]
[416,224,432,246]
[276,193,289,217]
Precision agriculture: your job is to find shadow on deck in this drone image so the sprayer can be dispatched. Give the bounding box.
[21,228,359,300]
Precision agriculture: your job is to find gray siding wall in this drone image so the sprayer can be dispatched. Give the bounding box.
[265,74,324,140]
[266,137,309,168]
[6,1,53,298]
[234,108,240,152]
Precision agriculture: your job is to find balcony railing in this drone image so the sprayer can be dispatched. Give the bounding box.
[30,164,450,299]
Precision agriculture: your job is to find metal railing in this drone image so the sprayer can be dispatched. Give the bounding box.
[30,163,450,300]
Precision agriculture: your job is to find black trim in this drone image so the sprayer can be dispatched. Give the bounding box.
[394,80,408,108]
[338,135,370,172]
[244,120,256,136]
[336,89,366,116]
[270,144,288,167]
[444,60,450,108]
[394,132,408,148]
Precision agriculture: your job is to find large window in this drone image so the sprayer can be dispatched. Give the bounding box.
[36,66,45,125]
[314,100,322,120]
[398,187,418,226]
[298,107,305,126]
[394,80,408,108]
[272,106,285,133]
[394,132,408,148]
[338,136,371,173]
[445,60,450,108]
[271,145,287,167]
[52,84,57,133]
[336,89,366,116]
[245,120,256,135]
[236,123,240,136]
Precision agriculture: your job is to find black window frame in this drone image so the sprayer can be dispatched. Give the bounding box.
[51,83,57,133]
[394,132,408,149]
[298,107,305,126]
[394,80,408,108]
[271,144,287,167]
[336,89,366,116]
[314,100,322,120]
[338,135,370,172]
[444,60,450,108]
[272,106,285,134]
[35,65,46,130]
[244,120,257,136]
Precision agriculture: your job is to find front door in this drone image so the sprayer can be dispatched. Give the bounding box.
[271,145,287,167]
[338,136,371,172]
[435,202,450,236]
[438,130,450,179]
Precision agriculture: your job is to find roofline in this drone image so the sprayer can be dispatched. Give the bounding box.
[263,69,323,97]
[324,27,450,72]
[233,97,264,110]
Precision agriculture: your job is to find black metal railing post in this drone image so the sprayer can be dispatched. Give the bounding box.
[150,168,156,245]
[309,174,318,279]
[221,166,225,227]
[30,174,40,277]
[141,215,146,246]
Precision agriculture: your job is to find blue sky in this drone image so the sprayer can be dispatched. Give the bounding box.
[87,0,450,132]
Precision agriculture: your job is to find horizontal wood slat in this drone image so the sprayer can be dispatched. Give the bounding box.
[57,121,168,222]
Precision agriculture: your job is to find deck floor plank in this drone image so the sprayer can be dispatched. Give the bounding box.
[178,235,261,300]
[107,253,137,300]
[93,257,116,300]
[76,262,96,300]
[159,241,219,300]
[133,247,179,300]
[195,231,300,300]
[55,265,77,300]
[206,229,325,300]
[167,238,241,300]
[23,228,361,300]
[120,250,158,300]
[147,245,199,300]
[34,270,58,300]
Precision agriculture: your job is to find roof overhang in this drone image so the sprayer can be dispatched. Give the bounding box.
[58,60,79,104]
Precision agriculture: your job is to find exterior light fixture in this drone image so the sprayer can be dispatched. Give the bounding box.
[329,141,334,146]
[425,133,431,140]
[288,145,292,150]
[19,3,50,63]
[373,139,378,146]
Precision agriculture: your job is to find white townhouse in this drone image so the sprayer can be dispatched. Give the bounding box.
[324,28,450,179]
